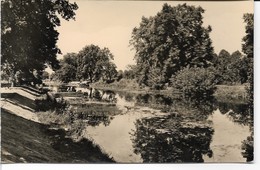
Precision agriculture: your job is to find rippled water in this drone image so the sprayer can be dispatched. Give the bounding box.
[73,90,253,163]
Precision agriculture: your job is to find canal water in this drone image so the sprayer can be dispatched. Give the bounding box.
[72,90,253,163]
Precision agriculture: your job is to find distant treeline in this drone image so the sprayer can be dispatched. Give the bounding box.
[51,45,117,83]
[50,4,253,99]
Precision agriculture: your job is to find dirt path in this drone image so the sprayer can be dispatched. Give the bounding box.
[1,99,40,123]
[1,87,40,123]
[1,87,39,100]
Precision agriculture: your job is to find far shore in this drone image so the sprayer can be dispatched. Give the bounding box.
[90,82,248,103]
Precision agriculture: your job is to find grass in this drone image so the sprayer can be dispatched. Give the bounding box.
[1,87,115,163]
[1,92,36,110]
[92,80,248,102]
[1,109,114,163]
[54,92,85,98]
[92,79,181,96]
[92,79,141,92]
[37,110,85,141]
[37,103,122,141]
[214,84,248,103]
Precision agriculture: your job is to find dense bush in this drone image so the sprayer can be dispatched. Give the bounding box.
[212,50,245,85]
[170,67,217,98]
[241,133,254,162]
[35,93,67,112]
[92,89,102,101]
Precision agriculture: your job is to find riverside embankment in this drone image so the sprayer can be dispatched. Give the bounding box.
[1,87,114,163]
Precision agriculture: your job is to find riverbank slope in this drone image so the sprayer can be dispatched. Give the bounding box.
[1,87,114,163]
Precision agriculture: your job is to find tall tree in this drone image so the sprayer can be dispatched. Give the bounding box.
[53,53,78,83]
[213,50,242,84]
[1,0,78,85]
[102,62,117,82]
[130,3,214,87]
[242,14,254,105]
[231,51,246,83]
[76,45,115,83]
[241,13,254,163]
[123,65,138,80]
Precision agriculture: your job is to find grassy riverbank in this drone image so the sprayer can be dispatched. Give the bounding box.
[214,85,248,103]
[92,79,182,97]
[1,87,115,163]
[1,109,114,163]
[92,79,248,102]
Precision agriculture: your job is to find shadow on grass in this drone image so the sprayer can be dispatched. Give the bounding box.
[1,109,114,163]
[1,93,36,110]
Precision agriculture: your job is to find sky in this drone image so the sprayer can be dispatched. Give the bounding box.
[56,0,254,71]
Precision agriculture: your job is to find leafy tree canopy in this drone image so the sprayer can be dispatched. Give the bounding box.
[130,3,214,87]
[242,14,254,60]
[52,45,118,83]
[53,53,78,83]
[76,45,117,83]
[1,0,78,85]
[242,13,253,106]
[212,49,243,85]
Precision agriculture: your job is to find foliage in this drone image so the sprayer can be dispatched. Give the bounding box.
[239,57,250,84]
[147,67,166,90]
[241,133,254,162]
[53,53,78,83]
[52,45,117,83]
[93,79,140,91]
[35,93,67,112]
[76,45,117,82]
[242,14,254,60]
[117,70,124,81]
[130,3,214,88]
[171,67,217,98]
[212,50,244,85]
[214,85,247,102]
[42,71,50,80]
[131,114,214,162]
[92,89,102,101]
[241,13,254,162]
[101,62,117,82]
[242,13,254,107]
[1,0,78,85]
[122,65,138,80]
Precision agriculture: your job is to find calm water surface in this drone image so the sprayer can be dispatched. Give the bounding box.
[84,94,169,162]
[75,90,252,163]
[203,110,251,162]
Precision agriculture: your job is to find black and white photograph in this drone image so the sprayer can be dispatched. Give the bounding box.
[0,0,254,165]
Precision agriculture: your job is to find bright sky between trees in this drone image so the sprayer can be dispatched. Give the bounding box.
[56,0,254,71]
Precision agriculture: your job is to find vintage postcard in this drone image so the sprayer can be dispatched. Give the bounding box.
[1,0,254,164]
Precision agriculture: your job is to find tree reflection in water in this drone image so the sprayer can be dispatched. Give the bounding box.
[240,106,254,162]
[131,115,214,162]
[131,98,215,163]
[69,90,254,162]
[216,101,253,162]
[135,94,174,112]
[241,132,253,162]
[70,103,121,127]
[217,101,252,126]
